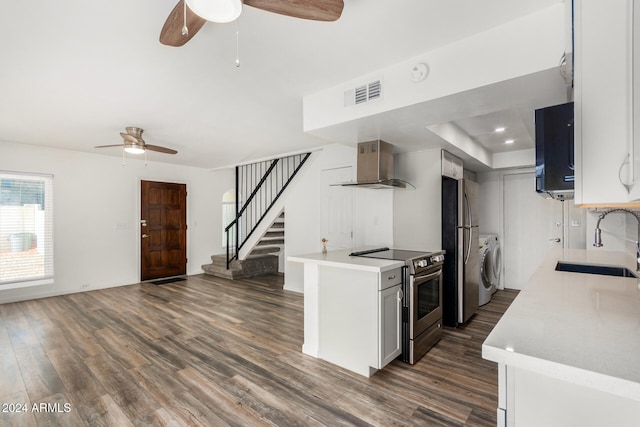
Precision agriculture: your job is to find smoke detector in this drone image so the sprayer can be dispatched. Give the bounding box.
[411,63,429,82]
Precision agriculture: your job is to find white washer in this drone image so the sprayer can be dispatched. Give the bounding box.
[479,235,501,306]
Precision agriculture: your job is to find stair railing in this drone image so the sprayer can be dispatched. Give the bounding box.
[225,152,311,268]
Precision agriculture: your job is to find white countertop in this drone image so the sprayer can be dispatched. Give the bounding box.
[288,248,404,273]
[482,248,640,401]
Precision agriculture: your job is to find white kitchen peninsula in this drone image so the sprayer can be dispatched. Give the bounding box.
[483,249,640,427]
[288,249,404,377]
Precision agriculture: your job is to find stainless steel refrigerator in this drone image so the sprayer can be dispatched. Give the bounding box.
[441,177,480,327]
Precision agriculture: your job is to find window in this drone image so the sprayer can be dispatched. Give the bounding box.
[0,172,54,286]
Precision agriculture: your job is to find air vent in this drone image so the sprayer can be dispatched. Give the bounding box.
[355,85,368,104]
[368,80,381,100]
[344,79,383,107]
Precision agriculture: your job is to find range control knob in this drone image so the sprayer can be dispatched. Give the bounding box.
[416,259,429,268]
[432,254,445,263]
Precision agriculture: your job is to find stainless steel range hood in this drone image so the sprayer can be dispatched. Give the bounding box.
[337,140,415,189]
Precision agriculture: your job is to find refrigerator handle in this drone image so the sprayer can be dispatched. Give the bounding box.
[465,191,472,228]
[464,226,473,265]
[462,190,473,265]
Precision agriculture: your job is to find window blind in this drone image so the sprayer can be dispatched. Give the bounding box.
[0,171,54,286]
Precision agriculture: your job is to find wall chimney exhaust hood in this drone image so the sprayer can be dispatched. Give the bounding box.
[336,140,415,189]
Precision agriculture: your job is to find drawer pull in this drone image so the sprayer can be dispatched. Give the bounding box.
[387,274,396,280]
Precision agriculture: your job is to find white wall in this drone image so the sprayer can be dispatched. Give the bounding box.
[0,140,233,303]
[393,148,442,251]
[353,188,394,248]
[492,149,535,170]
[477,171,504,237]
[284,144,394,293]
[584,209,638,254]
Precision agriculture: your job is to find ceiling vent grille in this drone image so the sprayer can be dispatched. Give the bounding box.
[354,85,368,104]
[344,79,383,107]
[368,80,381,100]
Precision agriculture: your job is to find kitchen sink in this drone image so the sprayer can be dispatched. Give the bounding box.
[555,261,638,278]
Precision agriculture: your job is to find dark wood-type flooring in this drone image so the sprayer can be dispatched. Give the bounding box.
[0,274,518,426]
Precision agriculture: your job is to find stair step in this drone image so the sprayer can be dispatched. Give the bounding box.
[202,263,243,280]
[210,254,241,268]
[270,223,284,229]
[249,246,282,255]
[264,231,285,238]
[257,239,285,246]
[203,254,278,280]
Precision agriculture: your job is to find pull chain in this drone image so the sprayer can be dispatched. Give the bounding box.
[182,0,189,36]
[235,18,240,67]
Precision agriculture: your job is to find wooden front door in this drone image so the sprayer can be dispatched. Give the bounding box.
[141,180,187,281]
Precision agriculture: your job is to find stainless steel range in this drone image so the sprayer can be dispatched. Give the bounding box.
[350,247,445,364]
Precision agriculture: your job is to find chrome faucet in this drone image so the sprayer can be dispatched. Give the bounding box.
[593,208,640,271]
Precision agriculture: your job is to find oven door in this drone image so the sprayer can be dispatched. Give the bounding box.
[409,268,443,339]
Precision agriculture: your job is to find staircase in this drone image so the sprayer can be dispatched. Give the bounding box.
[202,212,285,279]
[248,212,285,258]
[202,152,310,280]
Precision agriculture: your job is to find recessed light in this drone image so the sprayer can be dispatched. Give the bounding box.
[505,139,515,144]
[494,127,506,133]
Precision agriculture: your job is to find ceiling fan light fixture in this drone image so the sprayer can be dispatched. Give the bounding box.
[185,0,242,23]
[124,143,145,155]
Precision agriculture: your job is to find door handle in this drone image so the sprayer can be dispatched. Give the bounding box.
[549,238,561,243]
[142,234,149,238]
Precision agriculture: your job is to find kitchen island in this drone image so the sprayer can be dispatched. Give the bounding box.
[482,249,640,427]
[288,249,404,377]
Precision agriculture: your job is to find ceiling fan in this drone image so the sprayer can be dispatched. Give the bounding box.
[159,0,344,47]
[95,127,178,155]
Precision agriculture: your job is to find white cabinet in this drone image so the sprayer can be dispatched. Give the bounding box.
[631,0,640,201]
[498,365,640,427]
[574,0,636,204]
[379,283,402,367]
[315,265,402,377]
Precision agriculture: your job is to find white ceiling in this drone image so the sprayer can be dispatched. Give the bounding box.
[0,0,565,169]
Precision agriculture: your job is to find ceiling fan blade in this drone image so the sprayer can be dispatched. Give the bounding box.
[245,0,344,21]
[145,144,178,155]
[95,144,126,148]
[160,0,207,47]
